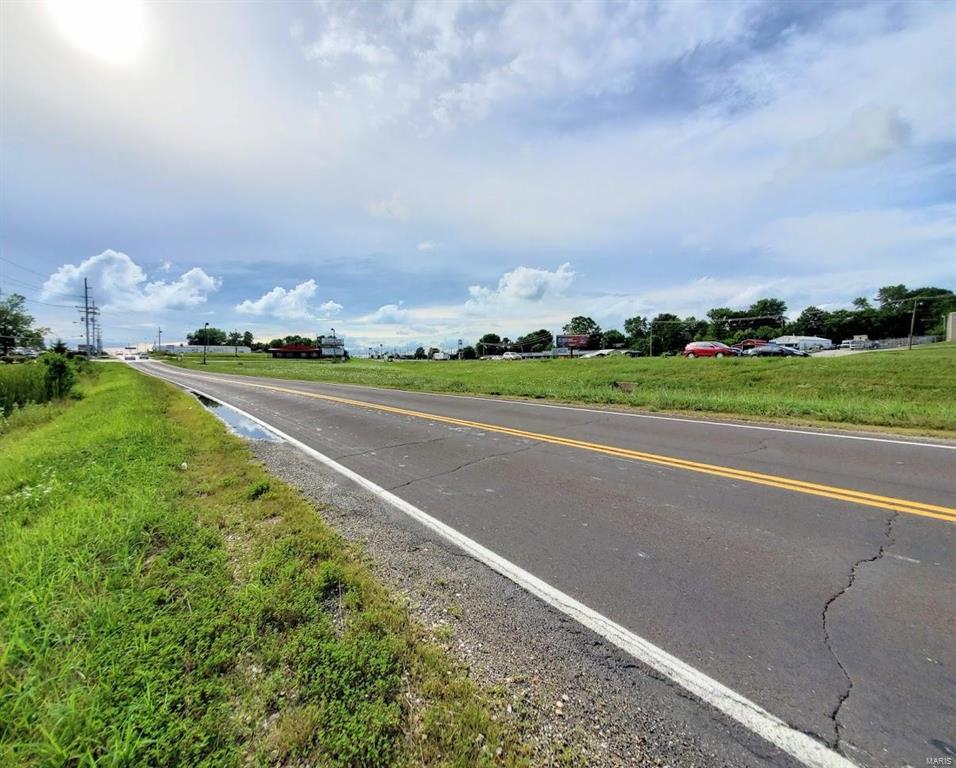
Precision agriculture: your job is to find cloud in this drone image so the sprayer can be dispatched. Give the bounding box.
[41,249,219,312]
[235,280,342,320]
[466,263,575,305]
[319,300,344,314]
[417,240,441,251]
[753,206,955,267]
[368,192,409,220]
[364,302,409,323]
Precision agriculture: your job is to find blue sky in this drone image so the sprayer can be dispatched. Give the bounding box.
[1,0,954,351]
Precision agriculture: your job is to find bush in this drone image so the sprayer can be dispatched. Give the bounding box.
[0,354,78,416]
[40,352,77,399]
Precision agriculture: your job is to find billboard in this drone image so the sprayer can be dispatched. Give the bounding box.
[555,334,591,349]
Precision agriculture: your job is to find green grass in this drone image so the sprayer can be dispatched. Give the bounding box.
[0,366,529,767]
[0,363,49,415]
[162,344,956,435]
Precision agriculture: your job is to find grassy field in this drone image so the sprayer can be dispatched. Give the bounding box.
[0,365,527,766]
[162,343,956,435]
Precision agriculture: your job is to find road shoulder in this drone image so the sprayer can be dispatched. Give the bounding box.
[252,438,807,767]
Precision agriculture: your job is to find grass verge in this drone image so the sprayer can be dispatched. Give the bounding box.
[163,343,956,435]
[0,365,527,766]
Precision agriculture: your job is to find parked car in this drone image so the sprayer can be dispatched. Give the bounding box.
[501,351,522,360]
[583,348,642,358]
[744,344,809,357]
[730,339,768,353]
[682,341,738,358]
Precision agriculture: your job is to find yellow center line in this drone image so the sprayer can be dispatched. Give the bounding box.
[198,373,956,523]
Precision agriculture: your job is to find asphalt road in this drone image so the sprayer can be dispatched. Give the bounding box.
[137,361,956,768]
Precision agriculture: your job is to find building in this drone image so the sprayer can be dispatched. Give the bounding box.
[269,337,346,359]
[771,335,832,351]
[156,344,252,354]
[269,342,323,359]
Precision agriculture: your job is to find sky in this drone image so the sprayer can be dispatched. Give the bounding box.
[1,0,954,352]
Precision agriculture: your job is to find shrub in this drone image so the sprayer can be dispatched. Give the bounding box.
[40,352,77,399]
[0,354,78,415]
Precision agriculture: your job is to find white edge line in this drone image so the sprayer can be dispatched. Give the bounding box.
[148,361,956,451]
[166,373,856,768]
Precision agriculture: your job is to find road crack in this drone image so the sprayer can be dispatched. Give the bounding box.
[335,436,448,460]
[387,443,537,491]
[822,510,899,749]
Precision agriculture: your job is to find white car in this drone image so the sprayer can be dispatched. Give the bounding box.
[502,351,522,360]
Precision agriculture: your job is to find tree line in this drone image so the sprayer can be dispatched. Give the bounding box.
[473,284,956,357]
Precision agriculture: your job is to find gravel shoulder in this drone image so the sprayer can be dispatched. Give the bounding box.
[251,439,804,767]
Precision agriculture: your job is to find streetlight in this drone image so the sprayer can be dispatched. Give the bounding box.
[202,321,209,365]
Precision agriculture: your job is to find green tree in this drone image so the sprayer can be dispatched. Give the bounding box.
[877,284,908,308]
[476,333,502,356]
[226,330,243,345]
[601,329,626,348]
[460,345,477,360]
[52,338,69,354]
[705,308,736,340]
[0,294,49,355]
[414,346,426,359]
[186,327,228,345]
[747,298,788,319]
[562,316,601,335]
[649,313,686,355]
[515,329,553,352]
[852,297,872,310]
[791,306,830,337]
[623,316,648,346]
[242,331,254,347]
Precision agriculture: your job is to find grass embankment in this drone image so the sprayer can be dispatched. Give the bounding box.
[0,365,525,766]
[164,343,956,435]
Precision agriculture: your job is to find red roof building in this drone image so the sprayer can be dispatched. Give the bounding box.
[268,343,323,359]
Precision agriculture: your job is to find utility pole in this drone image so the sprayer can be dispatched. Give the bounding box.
[74,279,99,357]
[458,338,462,360]
[202,321,209,365]
[908,299,920,351]
[234,328,238,357]
[83,278,90,354]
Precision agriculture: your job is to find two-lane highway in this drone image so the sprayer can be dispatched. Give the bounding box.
[138,361,956,767]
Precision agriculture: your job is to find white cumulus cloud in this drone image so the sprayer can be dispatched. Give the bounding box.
[235,280,342,320]
[364,302,409,323]
[467,262,575,305]
[41,249,220,312]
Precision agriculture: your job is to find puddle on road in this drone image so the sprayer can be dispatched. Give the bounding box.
[193,393,282,442]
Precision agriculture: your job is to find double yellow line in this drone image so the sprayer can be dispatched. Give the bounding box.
[209,375,956,523]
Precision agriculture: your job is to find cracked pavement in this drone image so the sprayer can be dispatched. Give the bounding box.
[140,362,956,767]
[822,511,899,751]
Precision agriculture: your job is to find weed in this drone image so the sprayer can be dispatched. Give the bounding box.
[0,366,529,766]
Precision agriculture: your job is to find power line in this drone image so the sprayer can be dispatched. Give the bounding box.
[20,295,80,309]
[0,255,54,280]
[0,275,47,292]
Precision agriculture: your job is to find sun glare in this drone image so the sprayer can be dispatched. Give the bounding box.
[45,0,146,66]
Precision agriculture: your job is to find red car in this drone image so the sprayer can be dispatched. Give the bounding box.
[682,341,738,358]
